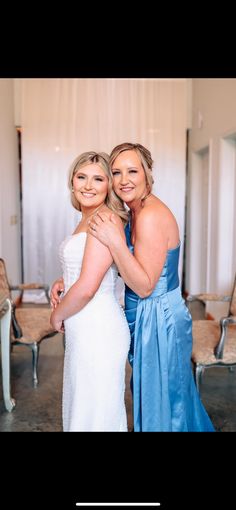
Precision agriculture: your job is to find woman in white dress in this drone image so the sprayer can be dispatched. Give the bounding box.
[50,151,130,432]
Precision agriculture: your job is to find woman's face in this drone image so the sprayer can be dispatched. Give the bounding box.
[72,163,108,210]
[111,150,147,205]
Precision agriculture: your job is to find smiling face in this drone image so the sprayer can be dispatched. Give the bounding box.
[72,163,108,211]
[111,150,148,205]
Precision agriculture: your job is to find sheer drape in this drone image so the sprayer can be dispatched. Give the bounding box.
[19,79,187,299]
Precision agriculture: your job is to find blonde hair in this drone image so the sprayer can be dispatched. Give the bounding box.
[68,151,128,224]
[110,142,154,193]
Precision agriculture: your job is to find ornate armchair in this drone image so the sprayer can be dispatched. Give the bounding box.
[0,258,57,387]
[187,274,236,393]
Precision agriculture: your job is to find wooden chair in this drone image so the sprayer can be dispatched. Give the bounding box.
[187,274,236,392]
[0,258,57,387]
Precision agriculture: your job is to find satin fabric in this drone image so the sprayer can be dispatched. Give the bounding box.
[124,222,215,432]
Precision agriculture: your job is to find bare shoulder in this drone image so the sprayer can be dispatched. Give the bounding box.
[136,196,179,247]
[137,196,176,225]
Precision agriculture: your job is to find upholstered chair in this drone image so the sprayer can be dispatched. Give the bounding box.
[0,258,57,387]
[187,274,236,393]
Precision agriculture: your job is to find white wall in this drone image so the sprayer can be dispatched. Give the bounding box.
[0,79,21,287]
[186,79,236,318]
[15,78,188,290]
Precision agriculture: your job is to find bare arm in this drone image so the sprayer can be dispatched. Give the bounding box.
[50,233,113,330]
[89,209,170,298]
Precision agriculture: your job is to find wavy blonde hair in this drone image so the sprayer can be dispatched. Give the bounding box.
[68,151,128,224]
[110,142,154,193]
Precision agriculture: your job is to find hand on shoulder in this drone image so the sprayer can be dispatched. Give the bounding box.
[96,208,125,237]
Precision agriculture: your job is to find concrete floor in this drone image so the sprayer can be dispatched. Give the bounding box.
[0,301,236,431]
[0,332,133,432]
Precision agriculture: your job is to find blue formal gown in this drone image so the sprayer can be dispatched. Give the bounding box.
[124,222,215,432]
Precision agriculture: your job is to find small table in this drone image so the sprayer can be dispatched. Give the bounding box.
[0,291,16,412]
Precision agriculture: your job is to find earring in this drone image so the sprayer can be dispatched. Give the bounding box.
[72,188,74,193]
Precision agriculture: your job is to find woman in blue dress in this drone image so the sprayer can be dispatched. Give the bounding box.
[88,142,214,432]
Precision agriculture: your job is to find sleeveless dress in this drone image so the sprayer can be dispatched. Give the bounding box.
[59,232,131,432]
[124,222,215,432]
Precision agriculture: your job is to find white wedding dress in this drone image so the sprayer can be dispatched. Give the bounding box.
[59,232,131,432]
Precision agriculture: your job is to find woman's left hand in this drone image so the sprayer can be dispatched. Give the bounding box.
[88,212,122,248]
[50,310,65,333]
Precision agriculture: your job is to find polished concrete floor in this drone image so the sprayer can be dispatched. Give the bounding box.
[0,332,133,432]
[1,302,236,431]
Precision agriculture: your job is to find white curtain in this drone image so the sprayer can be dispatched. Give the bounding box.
[19,79,187,300]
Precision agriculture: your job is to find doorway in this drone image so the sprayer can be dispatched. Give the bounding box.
[185,145,211,294]
[16,126,23,282]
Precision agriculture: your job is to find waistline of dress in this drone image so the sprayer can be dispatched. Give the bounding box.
[125,280,179,299]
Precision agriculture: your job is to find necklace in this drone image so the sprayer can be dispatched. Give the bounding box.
[83,202,105,223]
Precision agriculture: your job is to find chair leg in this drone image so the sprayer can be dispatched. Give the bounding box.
[0,299,16,412]
[195,364,204,393]
[31,342,40,387]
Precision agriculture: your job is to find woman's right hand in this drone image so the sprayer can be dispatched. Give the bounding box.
[50,278,65,309]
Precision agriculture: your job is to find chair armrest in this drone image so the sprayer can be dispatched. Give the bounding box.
[11,302,23,338]
[215,315,236,359]
[10,283,49,291]
[187,293,231,303]
[10,283,50,303]
[220,316,236,326]
[0,290,10,313]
